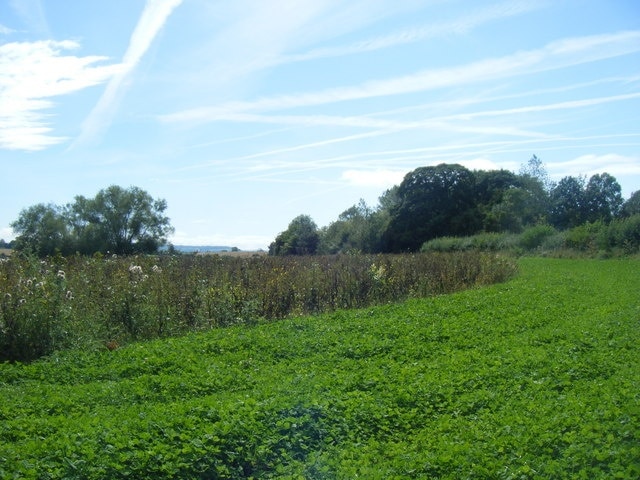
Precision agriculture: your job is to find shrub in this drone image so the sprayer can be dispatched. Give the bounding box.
[518,224,557,251]
[608,214,640,253]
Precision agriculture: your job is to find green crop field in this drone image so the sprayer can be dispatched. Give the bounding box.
[1,258,638,479]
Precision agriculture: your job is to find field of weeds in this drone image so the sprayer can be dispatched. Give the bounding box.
[0,251,515,362]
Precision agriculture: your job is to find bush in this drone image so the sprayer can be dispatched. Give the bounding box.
[608,214,640,253]
[562,218,640,255]
[518,224,557,251]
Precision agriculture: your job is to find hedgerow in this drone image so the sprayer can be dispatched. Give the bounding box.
[421,215,640,256]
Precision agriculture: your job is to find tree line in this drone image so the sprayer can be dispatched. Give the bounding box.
[270,156,640,255]
[10,186,173,256]
[9,157,639,257]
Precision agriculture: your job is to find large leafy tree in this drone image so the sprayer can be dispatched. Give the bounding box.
[549,176,587,229]
[71,186,173,254]
[269,215,320,256]
[584,173,623,223]
[474,169,528,232]
[621,191,640,217]
[383,164,478,252]
[12,186,173,256]
[318,199,388,254]
[519,154,554,193]
[549,173,623,229]
[11,203,71,256]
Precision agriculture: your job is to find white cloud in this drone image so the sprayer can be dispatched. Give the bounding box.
[341,169,408,187]
[0,40,121,150]
[0,226,15,241]
[274,0,545,65]
[74,0,183,147]
[549,154,640,179]
[170,111,549,138]
[459,158,503,171]
[188,0,545,86]
[0,24,15,35]
[440,92,640,121]
[163,30,640,123]
[181,0,346,90]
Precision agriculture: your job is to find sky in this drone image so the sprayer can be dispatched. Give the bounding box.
[1,0,639,250]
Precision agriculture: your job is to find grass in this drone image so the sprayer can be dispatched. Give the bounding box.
[0,258,639,478]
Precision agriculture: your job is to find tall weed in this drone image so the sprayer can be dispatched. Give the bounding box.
[0,252,516,362]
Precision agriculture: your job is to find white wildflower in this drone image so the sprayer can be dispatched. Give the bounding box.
[129,265,143,274]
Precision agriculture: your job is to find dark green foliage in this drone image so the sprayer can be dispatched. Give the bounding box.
[550,174,624,229]
[422,216,640,256]
[11,186,173,256]
[272,158,627,255]
[550,175,588,229]
[10,203,72,256]
[621,190,640,216]
[584,173,623,223]
[318,199,389,254]
[0,252,515,362]
[475,169,527,232]
[563,215,640,254]
[517,224,557,251]
[0,259,638,478]
[383,164,480,252]
[269,214,320,255]
[607,214,640,252]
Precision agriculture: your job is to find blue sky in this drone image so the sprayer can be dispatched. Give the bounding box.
[1,0,639,250]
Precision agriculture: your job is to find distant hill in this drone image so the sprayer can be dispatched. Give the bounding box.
[164,245,237,253]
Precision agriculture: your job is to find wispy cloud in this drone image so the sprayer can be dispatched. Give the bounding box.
[211,132,640,184]
[0,40,121,150]
[439,92,640,121]
[0,24,15,35]
[9,0,49,36]
[181,0,349,91]
[273,0,546,66]
[191,0,545,87]
[73,0,183,147]
[166,92,639,155]
[550,153,640,179]
[163,30,640,123]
